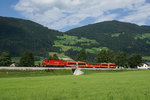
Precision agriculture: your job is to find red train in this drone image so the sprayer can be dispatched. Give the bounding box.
[42,60,116,68]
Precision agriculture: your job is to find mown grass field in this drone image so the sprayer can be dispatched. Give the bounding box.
[0,69,150,100]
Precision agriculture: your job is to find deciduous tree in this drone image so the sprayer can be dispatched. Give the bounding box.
[128,54,142,68]
[0,52,11,66]
[53,54,59,60]
[48,54,59,60]
[95,49,114,63]
[76,51,88,62]
[115,51,128,68]
[19,51,34,67]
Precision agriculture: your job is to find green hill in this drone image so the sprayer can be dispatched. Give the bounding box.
[1,16,150,61]
[66,20,150,56]
[0,16,62,56]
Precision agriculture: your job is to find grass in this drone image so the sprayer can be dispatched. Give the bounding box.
[0,70,150,100]
[0,69,72,78]
[142,56,150,61]
[111,33,121,37]
[85,47,109,54]
[146,40,150,45]
[56,34,98,46]
[49,52,71,59]
[134,33,150,40]
[53,34,98,52]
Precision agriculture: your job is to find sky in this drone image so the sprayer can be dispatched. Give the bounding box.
[0,0,150,32]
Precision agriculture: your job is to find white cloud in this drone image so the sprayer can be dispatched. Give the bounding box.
[13,0,149,30]
[120,3,150,25]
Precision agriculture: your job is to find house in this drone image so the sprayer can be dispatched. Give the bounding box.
[137,62,150,69]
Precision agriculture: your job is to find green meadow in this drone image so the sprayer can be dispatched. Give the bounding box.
[0,70,150,100]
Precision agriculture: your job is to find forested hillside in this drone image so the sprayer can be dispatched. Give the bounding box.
[0,16,62,56]
[67,20,150,56]
[52,34,103,60]
[1,16,150,61]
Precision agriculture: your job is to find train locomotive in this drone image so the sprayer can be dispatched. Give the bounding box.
[42,60,116,68]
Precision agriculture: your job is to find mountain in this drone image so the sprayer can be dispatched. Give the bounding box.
[0,16,62,56]
[1,16,150,60]
[66,20,150,56]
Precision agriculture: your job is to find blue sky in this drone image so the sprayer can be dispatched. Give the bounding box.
[0,0,22,18]
[0,0,150,32]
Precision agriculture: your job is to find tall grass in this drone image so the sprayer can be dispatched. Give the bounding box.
[0,70,150,100]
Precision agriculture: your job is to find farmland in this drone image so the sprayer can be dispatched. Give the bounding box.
[0,70,150,100]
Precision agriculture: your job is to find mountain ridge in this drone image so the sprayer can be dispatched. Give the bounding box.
[66,20,150,57]
[1,16,150,59]
[0,16,62,56]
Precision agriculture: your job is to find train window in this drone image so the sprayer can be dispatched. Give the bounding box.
[68,63,76,65]
[91,64,99,65]
[111,65,116,66]
[78,63,86,65]
[110,64,115,66]
[102,64,108,66]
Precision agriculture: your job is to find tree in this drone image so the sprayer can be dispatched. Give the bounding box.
[128,53,142,68]
[0,52,11,66]
[48,55,53,60]
[76,51,88,62]
[48,54,59,60]
[95,49,114,63]
[53,54,59,60]
[19,51,34,67]
[114,51,128,68]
